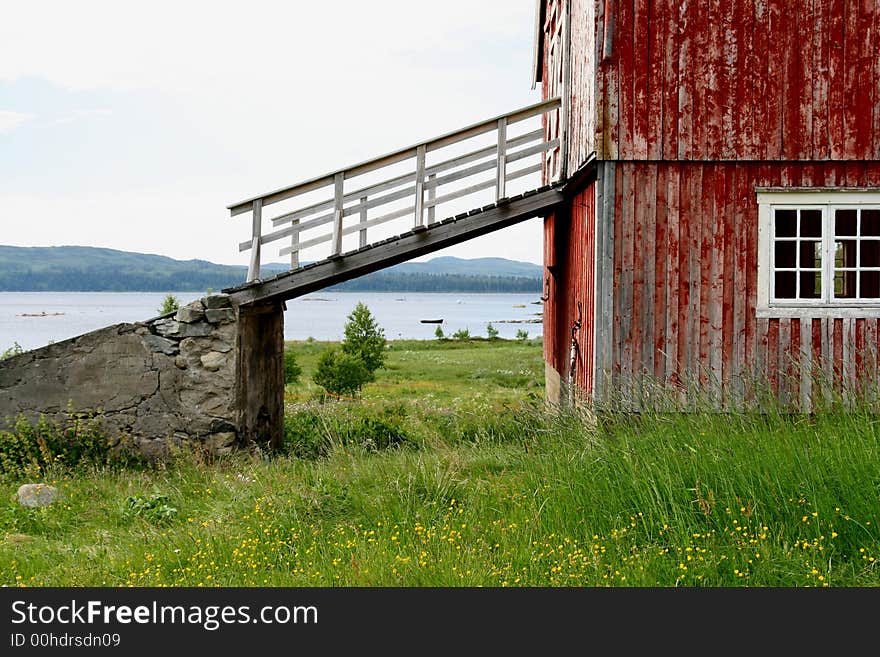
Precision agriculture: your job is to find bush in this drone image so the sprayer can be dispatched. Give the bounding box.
[0,410,143,479]
[452,328,470,341]
[434,325,445,340]
[486,323,499,340]
[283,348,302,385]
[158,294,180,315]
[123,494,178,525]
[516,329,529,341]
[312,348,371,397]
[342,302,386,378]
[1,342,24,360]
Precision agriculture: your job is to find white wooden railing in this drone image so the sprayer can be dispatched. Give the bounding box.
[228,97,562,282]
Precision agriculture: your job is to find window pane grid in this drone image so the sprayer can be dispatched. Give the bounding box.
[772,207,823,301]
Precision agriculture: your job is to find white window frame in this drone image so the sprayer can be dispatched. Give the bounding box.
[757,189,880,318]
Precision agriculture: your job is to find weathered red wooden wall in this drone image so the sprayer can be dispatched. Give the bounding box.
[544,183,597,398]
[610,161,880,408]
[594,0,880,161]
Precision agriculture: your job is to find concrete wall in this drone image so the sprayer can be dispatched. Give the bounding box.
[0,294,242,458]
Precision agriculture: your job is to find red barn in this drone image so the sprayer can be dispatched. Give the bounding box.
[536,0,880,409]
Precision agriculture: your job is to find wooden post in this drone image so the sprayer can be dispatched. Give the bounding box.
[427,174,436,224]
[235,301,285,452]
[331,172,344,256]
[289,219,300,269]
[496,117,507,201]
[414,144,426,228]
[247,199,262,282]
[359,195,368,248]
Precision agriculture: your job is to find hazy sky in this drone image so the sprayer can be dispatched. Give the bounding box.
[0,0,545,267]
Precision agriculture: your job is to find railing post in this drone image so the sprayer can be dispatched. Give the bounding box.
[496,117,507,201]
[289,218,299,269]
[359,196,368,248]
[331,172,344,257]
[414,144,426,229]
[427,174,436,224]
[247,199,262,282]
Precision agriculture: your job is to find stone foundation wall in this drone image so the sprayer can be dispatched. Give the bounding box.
[0,294,240,458]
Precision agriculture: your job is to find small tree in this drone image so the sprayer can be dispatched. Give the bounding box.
[486,323,499,340]
[312,348,371,397]
[452,328,470,341]
[283,348,302,385]
[342,302,386,380]
[158,293,180,315]
[1,342,24,361]
[516,329,529,341]
[434,324,445,340]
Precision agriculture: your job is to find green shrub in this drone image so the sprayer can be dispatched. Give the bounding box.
[0,410,143,479]
[452,328,470,341]
[434,325,445,340]
[283,407,410,459]
[312,348,371,397]
[1,342,24,360]
[486,323,499,340]
[123,494,178,525]
[283,348,302,385]
[342,302,387,378]
[158,293,180,315]
[516,329,529,341]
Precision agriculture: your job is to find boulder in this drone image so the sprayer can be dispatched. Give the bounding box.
[202,294,232,309]
[205,308,235,324]
[17,484,60,508]
[200,351,227,372]
[175,304,205,323]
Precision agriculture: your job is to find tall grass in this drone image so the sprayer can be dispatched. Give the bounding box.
[0,339,877,587]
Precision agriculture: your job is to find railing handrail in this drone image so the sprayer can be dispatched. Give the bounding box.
[227,97,561,216]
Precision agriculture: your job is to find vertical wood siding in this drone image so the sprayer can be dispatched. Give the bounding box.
[587,0,880,161]
[544,183,597,396]
[608,161,880,408]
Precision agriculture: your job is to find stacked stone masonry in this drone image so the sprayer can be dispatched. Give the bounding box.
[0,294,240,458]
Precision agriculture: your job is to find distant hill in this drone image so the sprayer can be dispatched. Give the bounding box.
[0,246,542,293]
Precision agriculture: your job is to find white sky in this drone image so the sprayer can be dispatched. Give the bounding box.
[0,0,544,267]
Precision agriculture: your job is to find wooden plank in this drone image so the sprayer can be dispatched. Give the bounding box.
[620,163,635,393]
[677,0,694,159]
[505,162,544,182]
[289,218,299,269]
[721,165,735,407]
[828,0,845,158]
[618,0,634,159]
[426,178,436,226]
[795,0,814,160]
[331,172,344,256]
[661,0,680,159]
[710,164,726,400]
[751,0,770,159]
[821,316,833,403]
[677,162,694,391]
[778,317,791,406]
[737,0,756,158]
[505,138,560,164]
[720,0,738,159]
[665,162,681,385]
[496,117,508,200]
[692,0,709,158]
[698,165,712,388]
[247,199,262,282]
[812,0,830,159]
[414,144,426,228]
[765,0,784,159]
[359,196,368,248]
[631,164,646,386]
[704,0,723,159]
[732,165,748,406]
[595,162,617,403]
[641,165,657,384]
[653,164,668,383]
[875,0,880,159]
[843,317,856,399]
[646,0,665,159]
[632,0,649,159]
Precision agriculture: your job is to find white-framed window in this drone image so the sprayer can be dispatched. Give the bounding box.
[757,189,880,317]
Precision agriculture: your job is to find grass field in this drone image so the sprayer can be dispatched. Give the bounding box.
[1,337,878,587]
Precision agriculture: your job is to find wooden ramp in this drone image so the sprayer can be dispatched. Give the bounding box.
[224,98,563,306]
